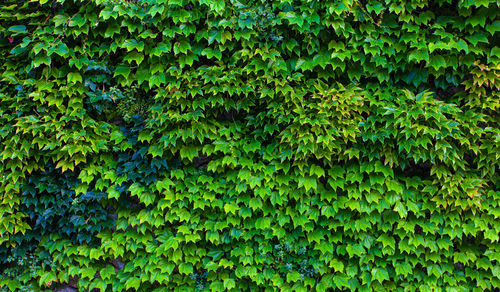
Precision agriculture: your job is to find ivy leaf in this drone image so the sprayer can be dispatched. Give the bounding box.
[490,47,500,59]
[174,40,191,55]
[371,268,389,283]
[179,263,193,275]
[105,23,120,37]
[310,164,325,177]
[129,182,145,197]
[53,15,69,27]
[295,58,312,71]
[152,42,171,56]
[114,65,131,79]
[38,271,57,287]
[54,42,69,57]
[202,48,222,60]
[179,145,198,161]
[286,271,302,282]
[67,72,82,83]
[122,39,144,51]
[299,176,317,191]
[224,203,239,215]
[428,55,446,70]
[395,261,412,277]
[209,281,225,291]
[346,244,365,257]
[223,278,236,290]
[8,25,27,34]
[466,33,488,46]
[163,237,179,251]
[209,0,225,14]
[394,201,407,218]
[329,258,345,272]
[80,267,96,279]
[409,49,429,63]
[124,51,144,65]
[125,277,141,290]
[333,275,348,289]
[281,11,304,27]
[69,14,86,27]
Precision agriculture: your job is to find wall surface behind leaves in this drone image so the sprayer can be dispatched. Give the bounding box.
[0,0,499,291]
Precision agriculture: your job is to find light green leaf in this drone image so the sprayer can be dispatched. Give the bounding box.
[179,263,193,275]
[125,277,141,290]
[223,278,236,290]
[67,72,82,83]
[124,51,144,64]
[371,268,389,283]
[286,271,302,282]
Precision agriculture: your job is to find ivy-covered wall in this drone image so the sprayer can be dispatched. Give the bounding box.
[1,0,499,291]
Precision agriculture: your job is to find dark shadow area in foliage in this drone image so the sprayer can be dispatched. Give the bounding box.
[0,165,114,285]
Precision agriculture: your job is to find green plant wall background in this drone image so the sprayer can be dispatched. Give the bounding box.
[0,0,499,291]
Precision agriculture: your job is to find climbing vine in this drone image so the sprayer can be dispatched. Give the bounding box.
[0,0,499,291]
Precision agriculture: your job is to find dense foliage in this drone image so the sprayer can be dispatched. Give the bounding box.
[1,0,499,291]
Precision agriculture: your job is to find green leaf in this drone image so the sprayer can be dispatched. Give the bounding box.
[174,40,191,55]
[114,65,131,78]
[310,164,325,177]
[386,180,403,194]
[295,58,312,71]
[179,263,193,275]
[54,42,69,57]
[466,32,488,46]
[53,15,69,27]
[408,49,429,63]
[315,241,334,254]
[129,182,145,197]
[377,234,395,249]
[394,201,407,218]
[299,176,317,191]
[125,277,141,290]
[67,72,82,83]
[333,275,348,288]
[69,14,86,27]
[490,47,500,59]
[149,145,164,158]
[100,265,115,280]
[122,39,144,51]
[8,25,27,34]
[32,55,51,68]
[105,23,120,37]
[152,42,171,56]
[163,237,179,251]
[255,217,271,229]
[124,51,144,64]
[395,261,412,277]
[428,55,446,70]
[223,278,236,290]
[38,271,57,287]
[346,244,365,257]
[329,258,345,272]
[210,1,225,14]
[209,281,224,291]
[179,145,198,161]
[281,11,304,27]
[286,271,302,282]
[201,48,222,60]
[80,267,96,279]
[371,268,389,283]
[456,39,469,53]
